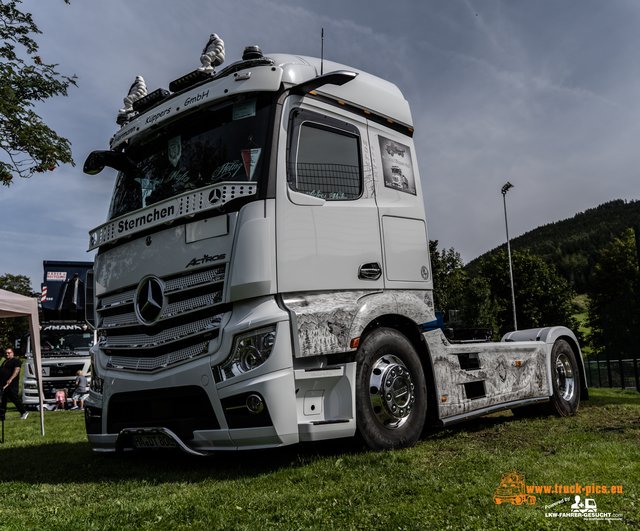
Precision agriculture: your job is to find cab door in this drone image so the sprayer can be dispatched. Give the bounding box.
[276,99,383,293]
[366,122,432,291]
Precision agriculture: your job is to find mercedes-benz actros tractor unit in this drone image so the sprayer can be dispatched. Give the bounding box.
[82,38,587,455]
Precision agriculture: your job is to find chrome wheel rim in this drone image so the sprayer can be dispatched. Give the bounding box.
[368,355,415,429]
[555,353,575,402]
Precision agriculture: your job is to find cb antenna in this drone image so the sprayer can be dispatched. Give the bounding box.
[321,28,324,75]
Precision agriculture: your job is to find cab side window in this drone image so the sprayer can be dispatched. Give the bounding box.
[288,109,362,200]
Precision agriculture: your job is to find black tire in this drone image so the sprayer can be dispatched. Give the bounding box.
[546,339,580,416]
[355,327,427,450]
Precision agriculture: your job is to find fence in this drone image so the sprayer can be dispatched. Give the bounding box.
[585,358,640,391]
[585,288,640,390]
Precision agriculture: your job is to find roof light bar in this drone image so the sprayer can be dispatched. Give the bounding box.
[133,88,170,113]
[169,70,211,93]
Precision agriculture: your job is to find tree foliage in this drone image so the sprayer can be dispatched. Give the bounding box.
[1,0,76,186]
[0,273,37,352]
[429,240,499,331]
[586,228,640,355]
[466,199,640,293]
[478,249,578,338]
[429,240,463,315]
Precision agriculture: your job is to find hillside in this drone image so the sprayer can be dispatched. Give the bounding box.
[465,199,640,293]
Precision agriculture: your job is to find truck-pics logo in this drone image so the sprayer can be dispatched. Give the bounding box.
[494,469,536,505]
[492,471,624,521]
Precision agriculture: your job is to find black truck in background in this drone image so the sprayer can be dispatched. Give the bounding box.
[21,261,95,409]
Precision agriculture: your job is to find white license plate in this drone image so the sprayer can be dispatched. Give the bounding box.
[131,434,177,449]
[41,367,50,376]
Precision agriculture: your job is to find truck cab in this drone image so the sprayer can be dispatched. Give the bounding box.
[22,261,95,409]
[82,41,586,455]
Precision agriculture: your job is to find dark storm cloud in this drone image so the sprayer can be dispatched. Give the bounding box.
[2,0,639,285]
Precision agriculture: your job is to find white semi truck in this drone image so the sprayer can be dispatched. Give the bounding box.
[21,261,96,409]
[82,39,587,454]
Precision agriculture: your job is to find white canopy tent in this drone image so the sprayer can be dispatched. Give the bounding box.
[0,289,45,436]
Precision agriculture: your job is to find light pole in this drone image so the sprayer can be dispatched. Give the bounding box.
[501,182,517,331]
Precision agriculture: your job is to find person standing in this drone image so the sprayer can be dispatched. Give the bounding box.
[0,348,28,420]
[70,370,88,410]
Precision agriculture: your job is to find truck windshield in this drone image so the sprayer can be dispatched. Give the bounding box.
[108,95,273,220]
[41,329,95,352]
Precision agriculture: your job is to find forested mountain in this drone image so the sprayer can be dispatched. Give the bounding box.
[465,199,640,293]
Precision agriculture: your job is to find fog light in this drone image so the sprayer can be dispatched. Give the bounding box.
[246,394,264,414]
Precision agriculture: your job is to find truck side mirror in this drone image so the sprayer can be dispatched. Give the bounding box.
[83,150,137,176]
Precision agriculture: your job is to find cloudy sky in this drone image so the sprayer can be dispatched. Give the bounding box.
[2,0,639,289]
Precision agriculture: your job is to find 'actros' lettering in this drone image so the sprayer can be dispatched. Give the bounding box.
[186,254,226,268]
[118,205,175,233]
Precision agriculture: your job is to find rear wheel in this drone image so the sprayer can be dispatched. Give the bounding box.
[547,339,580,416]
[355,327,427,450]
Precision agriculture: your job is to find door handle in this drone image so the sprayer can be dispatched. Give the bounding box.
[359,262,382,281]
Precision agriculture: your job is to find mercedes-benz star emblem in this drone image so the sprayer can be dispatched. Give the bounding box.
[135,276,164,325]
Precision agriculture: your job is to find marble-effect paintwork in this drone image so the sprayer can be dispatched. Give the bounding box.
[422,330,550,420]
[283,290,435,357]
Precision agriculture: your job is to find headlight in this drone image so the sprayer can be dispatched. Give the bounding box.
[216,325,277,382]
[90,377,104,394]
[89,349,103,394]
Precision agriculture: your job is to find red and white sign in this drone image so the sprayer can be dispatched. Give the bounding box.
[41,287,47,302]
[241,148,261,180]
[47,272,67,281]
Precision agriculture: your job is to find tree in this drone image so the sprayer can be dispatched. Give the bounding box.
[1,0,76,186]
[479,249,578,338]
[586,228,640,355]
[429,240,498,330]
[0,273,38,352]
[429,240,464,315]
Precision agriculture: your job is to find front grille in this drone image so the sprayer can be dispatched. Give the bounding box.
[44,363,85,377]
[107,340,210,371]
[107,386,219,440]
[96,265,228,372]
[41,379,75,398]
[102,314,222,348]
[41,351,91,359]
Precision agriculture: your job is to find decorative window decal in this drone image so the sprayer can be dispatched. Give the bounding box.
[168,136,181,167]
[379,136,416,195]
[241,148,261,180]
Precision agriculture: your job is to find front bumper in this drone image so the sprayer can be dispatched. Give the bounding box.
[86,364,298,453]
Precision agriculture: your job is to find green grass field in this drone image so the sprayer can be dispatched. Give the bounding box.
[0,389,638,530]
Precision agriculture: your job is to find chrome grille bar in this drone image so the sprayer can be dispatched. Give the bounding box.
[101,290,223,328]
[165,266,225,291]
[101,314,223,348]
[106,341,210,371]
[96,264,228,371]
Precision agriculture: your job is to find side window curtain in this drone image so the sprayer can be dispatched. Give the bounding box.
[287,109,362,201]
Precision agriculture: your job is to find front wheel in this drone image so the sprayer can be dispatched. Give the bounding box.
[547,339,580,416]
[355,327,427,450]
